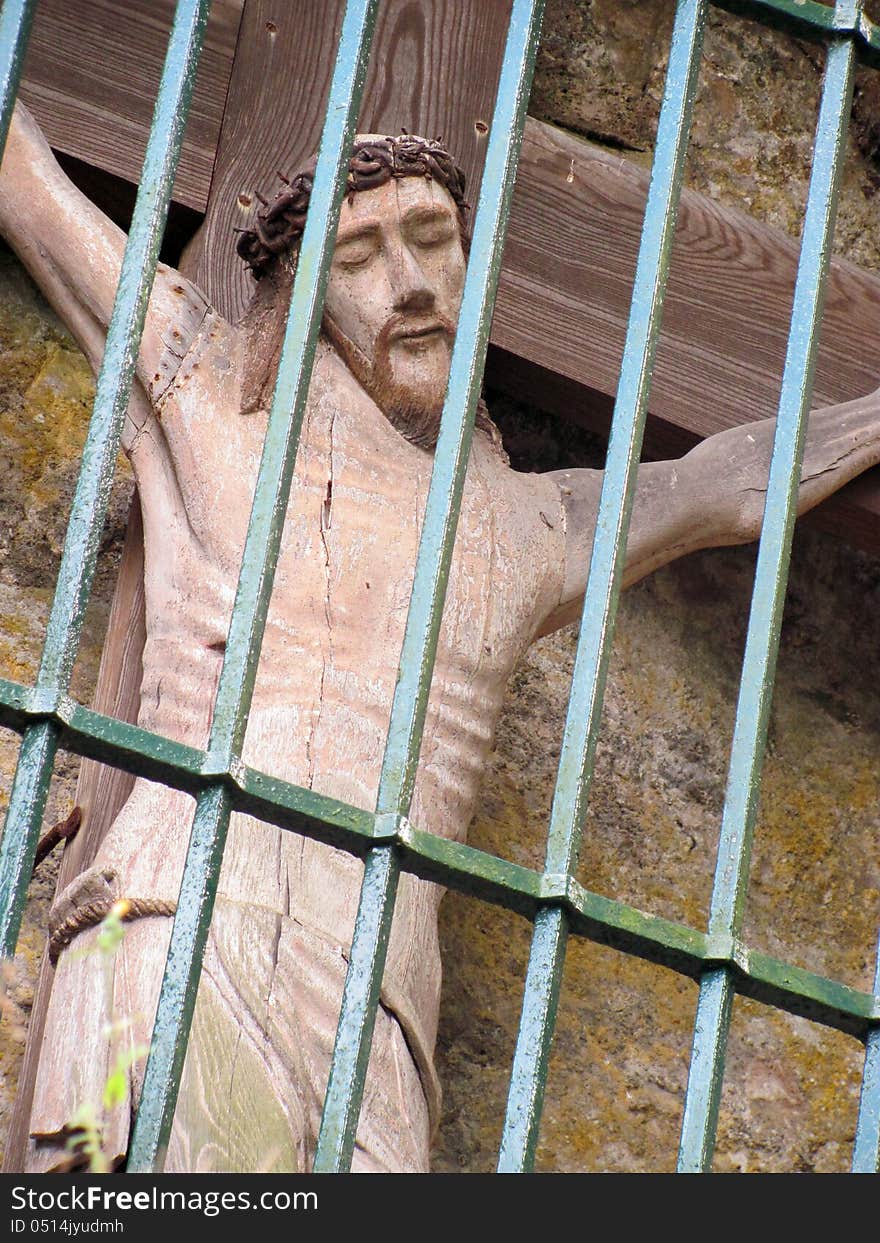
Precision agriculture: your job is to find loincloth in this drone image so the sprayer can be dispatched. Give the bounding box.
[45,865,442,1143]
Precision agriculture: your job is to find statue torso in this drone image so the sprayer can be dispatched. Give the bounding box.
[99,311,565,1083]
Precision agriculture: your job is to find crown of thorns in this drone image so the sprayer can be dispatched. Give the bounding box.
[235,133,469,277]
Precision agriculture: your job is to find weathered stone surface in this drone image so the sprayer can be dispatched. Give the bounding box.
[0,250,132,1158]
[531,0,880,265]
[436,526,880,1172]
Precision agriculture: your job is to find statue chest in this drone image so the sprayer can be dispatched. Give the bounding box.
[140,354,564,797]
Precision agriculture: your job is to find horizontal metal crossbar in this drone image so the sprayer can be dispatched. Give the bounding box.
[709,0,880,58]
[1,672,874,1042]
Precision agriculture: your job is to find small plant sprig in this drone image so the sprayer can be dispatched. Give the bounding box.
[64,899,150,1173]
[65,1025,149,1173]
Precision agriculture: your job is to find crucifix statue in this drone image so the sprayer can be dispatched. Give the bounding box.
[2,100,880,1173]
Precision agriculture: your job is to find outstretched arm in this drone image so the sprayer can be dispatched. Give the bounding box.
[0,102,209,409]
[543,391,880,633]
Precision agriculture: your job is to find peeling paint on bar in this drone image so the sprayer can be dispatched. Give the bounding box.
[126,0,383,1172]
[678,4,861,1173]
[498,0,709,1174]
[313,0,549,1175]
[0,0,212,961]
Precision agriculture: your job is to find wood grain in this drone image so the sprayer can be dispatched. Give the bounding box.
[3,499,145,1172]
[19,0,244,211]
[190,0,512,317]
[17,1,880,546]
[501,118,880,434]
[493,117,880,546]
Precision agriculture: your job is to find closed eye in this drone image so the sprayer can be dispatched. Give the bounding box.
[335,238,378,269]
[405,213,457,248]
[334,225,381,269]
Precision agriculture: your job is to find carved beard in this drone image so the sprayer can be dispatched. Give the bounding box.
[322,310,456,449]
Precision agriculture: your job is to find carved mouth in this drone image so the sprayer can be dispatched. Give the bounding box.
[392,320,447,343]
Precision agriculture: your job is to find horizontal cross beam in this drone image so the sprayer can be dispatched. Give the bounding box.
[16,0,880,550]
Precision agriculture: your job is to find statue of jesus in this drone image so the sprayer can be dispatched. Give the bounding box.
[2,103,880,1173]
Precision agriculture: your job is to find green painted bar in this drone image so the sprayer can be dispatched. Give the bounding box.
[1,676,875,1040]
[498,0,708,1174]
[127,782,233,1164]
[0,0,35,159]
[852,935,880,1169]
[743,949,876,1031]
[0,722,58,953]
[497,906,568,1171]
[0,0,212,960]
[313,0,548,1174]
[678,967,734,1172]
[710,0,837,37]
[853,1036,880,1171]
[126,0,382,1172]
[677,14,858,1173]
[373,0,547,820]
[0,676,29,717]
[204,0,376,764]
[312,842,400,1165]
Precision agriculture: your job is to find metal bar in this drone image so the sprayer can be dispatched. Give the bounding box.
[741,949,876,1034]
[497,0,708,1174]
[126,0,381,1172]
[677,11,858,1173]
[0,0,36,160]
[313,0,548,1173]
[709,0,838,38]
[0,650,875,1032]
[0,0,212,959]
[852,937,880,1170]
[678,968,734,1172]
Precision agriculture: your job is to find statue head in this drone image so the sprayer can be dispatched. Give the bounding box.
[237,135,503,454]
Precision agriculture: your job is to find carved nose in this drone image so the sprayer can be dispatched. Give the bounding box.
[388,243,434,312]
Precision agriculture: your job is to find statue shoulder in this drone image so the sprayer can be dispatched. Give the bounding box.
[153,305,243,417]
[466,443,568,622]
[482,448,568,539]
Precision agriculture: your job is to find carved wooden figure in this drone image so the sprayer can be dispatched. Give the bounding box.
[3,103,880,1172]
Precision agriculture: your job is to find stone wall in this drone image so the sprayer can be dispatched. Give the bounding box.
[2,0,880,1173]
[0,253,133,1155]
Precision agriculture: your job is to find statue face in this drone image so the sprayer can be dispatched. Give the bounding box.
[322,175,466,446]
